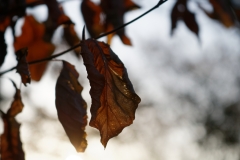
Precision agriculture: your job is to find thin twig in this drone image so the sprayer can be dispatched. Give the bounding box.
[95,0,168,39]
[0,0,168,76]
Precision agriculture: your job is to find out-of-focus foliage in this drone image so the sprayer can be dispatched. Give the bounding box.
[1,0,240,159]
[0,81,25,160]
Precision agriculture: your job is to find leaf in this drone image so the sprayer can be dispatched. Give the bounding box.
[0,81,25,160]
[0,31,7,67]
[171,0,199,37]
[183,9,199,36]
[55,61,87,152]
[101,0,132,45]
[124,0,141,12]
[44,0,74,41]
[14,15,55,81]
[81,0,104,38]
[63,24,81,58]
[0,16,10,32]
[0,112,25,160]
[16,48,31,86]
[7,80,24,118]
[198,0,235,27]
[81,39,141,147]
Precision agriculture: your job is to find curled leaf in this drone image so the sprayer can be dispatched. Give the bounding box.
[55,61,87,152]
[16,47,31,86]
[7,80,24,117]
[81,39,141,147]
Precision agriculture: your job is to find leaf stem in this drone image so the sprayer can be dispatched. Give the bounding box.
[0,0,168,76]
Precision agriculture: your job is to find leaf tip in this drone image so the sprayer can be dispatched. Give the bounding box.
[82,25,86,41]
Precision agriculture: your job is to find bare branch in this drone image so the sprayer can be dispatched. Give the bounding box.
[0,0,168,76]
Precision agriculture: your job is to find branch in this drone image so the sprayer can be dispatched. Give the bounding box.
[96,0,168,39]
[0,0,168,76]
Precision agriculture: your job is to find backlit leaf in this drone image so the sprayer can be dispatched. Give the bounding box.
[16,47,31,86]
[0,81,25,160]
[81,39,141,147]
[14,15,55,81]
[55,61,87,152]
[7,80,24,118]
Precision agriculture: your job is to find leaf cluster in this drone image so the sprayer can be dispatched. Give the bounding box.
[1,0,239,159]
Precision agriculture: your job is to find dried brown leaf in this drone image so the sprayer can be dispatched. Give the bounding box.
[171,0,199,37]
[7,80,24,117]
[63,24,81,58]
[16,47,31,86]
[81,0,104,38]
[55,61,87,152]
[0,112,25,160]
[81,39,141,147]
[0,81,25,160]
[14,15,55,81]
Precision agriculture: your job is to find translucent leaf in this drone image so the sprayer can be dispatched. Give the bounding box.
[81,39,141,147]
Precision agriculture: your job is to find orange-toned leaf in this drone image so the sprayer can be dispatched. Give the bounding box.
[16,48,31,86]
[0,16,10,32]
[14,15,45,51]
[81,0,104,38]
[55,61,87,152]
[14,15,55,81]
[63,24,81,57]
[81,39,141,147]
[57,14,74,26]
[7,80,24,118]
[26,40,55,81]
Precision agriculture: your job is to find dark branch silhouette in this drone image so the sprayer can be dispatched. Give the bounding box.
[0,0,168,76]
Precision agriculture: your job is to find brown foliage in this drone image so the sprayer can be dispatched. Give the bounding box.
[81,38,141,147]
[55,61,87,152]
[0,81,25,160]
[171,0,199,37]
[16,48,31,86]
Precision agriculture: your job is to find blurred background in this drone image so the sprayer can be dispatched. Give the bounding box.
[1,0,240,160]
